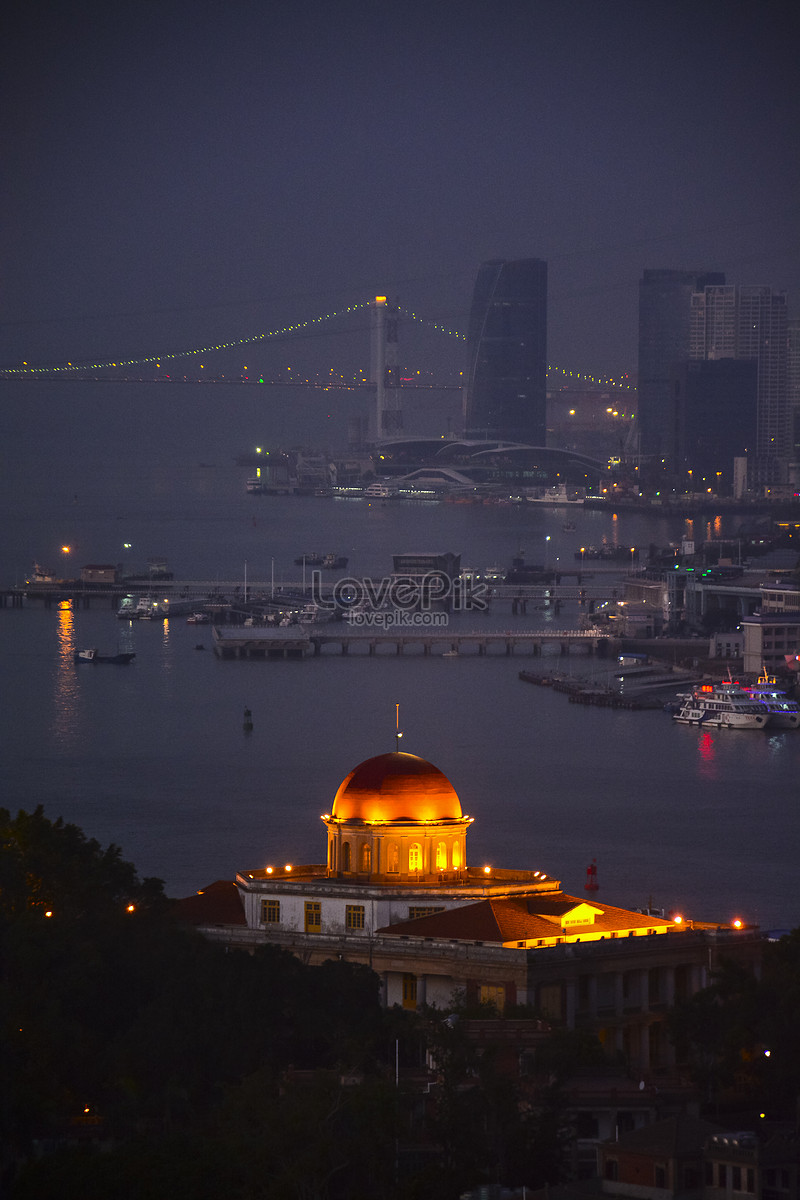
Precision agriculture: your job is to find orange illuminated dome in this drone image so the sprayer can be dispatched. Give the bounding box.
[332,752,462,822]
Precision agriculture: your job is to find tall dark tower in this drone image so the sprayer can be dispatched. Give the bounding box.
[463,258,547,444]
[637,268,725,465]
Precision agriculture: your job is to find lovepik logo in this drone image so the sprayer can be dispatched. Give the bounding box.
[309,570,488,614]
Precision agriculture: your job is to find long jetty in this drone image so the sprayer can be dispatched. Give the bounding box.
[211,625,613,660]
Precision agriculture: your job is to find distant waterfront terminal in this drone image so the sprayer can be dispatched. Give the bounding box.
[1,573,626,611]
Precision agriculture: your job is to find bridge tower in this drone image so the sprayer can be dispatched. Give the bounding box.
[370,296,403,441]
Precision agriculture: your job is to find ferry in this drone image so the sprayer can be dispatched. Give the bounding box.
[672,682,769,729]
[741,671,800,729]
[363,481,395,499]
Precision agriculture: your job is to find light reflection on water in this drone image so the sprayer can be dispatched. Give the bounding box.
[697,731,717,779]
[53,602,80,746]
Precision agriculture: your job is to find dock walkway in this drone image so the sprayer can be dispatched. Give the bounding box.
[211,626,613,660]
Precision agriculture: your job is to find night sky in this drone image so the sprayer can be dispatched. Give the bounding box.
[2,0,798,385]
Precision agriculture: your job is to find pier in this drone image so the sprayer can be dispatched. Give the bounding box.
[3,575,622,612]
[211,625,613,660]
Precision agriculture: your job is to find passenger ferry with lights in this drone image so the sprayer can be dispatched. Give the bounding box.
[672,682,769,729]
[741,672,800,729]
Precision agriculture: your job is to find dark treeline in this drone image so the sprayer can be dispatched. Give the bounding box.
[2,807,799,1199]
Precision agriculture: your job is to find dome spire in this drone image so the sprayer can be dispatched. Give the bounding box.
[395,703,403,752]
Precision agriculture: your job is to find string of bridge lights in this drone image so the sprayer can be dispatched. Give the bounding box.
[0,299,635,391]
[0,302,374,379]
[400,309,635,391]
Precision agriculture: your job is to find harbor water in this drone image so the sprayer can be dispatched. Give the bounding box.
[1,382,798,931]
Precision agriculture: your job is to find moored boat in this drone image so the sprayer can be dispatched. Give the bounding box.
[671,682,768,729]
[741,671,800,729]
[74,648,136,664]
[363,481,395,499]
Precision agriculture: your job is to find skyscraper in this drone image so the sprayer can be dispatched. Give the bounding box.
[788,318,800,471]
[463,258,547,445]
[637,268,725,467]
[690,284,788,485]
[672,358,757,491]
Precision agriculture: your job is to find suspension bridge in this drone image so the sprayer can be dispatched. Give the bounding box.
[0,299,635,396]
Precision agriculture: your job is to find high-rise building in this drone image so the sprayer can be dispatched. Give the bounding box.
[672,358,757,491]
[463,258,547,444]
[690,285,788,486]
[637,268,725,467]
[785,318,800,471]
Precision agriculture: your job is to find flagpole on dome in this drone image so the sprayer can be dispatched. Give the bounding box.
[395,704,403,752]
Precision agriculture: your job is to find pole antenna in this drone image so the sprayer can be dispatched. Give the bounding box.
[395,704,403,751]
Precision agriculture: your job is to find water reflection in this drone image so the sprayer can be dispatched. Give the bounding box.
[161,618,173,671]
[697,731,717,779]
[53,602,80,745]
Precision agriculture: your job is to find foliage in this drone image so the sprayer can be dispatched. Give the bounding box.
[0,807,388,1198]
[668,938,800,1117]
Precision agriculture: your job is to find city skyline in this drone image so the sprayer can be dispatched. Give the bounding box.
[2,0,797,392]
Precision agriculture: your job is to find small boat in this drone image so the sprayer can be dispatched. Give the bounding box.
[741,670,800,729]
[187,612,210,624]
[525,485,583,505]
[442,649,459,658]
[363,482,394,499]
[671,682,768,729]
[321,554,348,570]
[298,602,334,625]
[74,648,136,665]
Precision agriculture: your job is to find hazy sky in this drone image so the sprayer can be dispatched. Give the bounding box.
[2,0,798,383]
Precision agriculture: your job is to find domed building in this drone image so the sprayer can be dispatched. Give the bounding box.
[235,748,562,960]
[184,744,761,1065]
[323,751,471,882]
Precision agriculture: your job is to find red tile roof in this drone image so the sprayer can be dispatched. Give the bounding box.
[378,892,675,943]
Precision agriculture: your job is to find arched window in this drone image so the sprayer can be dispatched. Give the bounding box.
[342,841,351,872]
[436,841,447,871]
[387,842,399,873]
[360,842,371,873]
[452,841,462,870]
[408,843,422,872]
